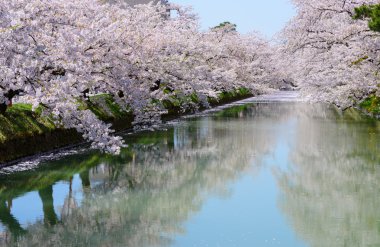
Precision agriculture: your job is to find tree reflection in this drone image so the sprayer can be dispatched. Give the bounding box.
[276,104,380,247]
[0,103,286,247]
[0,200,25,239]
[0,102,359,246]
[38,185,59,226]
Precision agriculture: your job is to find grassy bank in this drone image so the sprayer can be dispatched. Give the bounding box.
[359,94,380,118]
[0,88,252,164]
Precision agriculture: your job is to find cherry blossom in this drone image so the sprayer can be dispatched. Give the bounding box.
[279,0,380,109]
[0,0,278,153]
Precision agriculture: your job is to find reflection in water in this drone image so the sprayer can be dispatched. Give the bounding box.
[38,185,59,226]
[0,104,279,246]
[0,102,378,247]
[276,105,380,247]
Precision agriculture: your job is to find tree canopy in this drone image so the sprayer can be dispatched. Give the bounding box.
[0,1,281,154]
[212,21,237,32]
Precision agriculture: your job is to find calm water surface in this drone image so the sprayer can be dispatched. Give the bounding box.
[0,95,379,247]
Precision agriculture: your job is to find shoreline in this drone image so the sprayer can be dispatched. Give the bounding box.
[1,90,377,167]
[0,89,254,166]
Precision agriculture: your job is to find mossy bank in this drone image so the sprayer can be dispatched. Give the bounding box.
[0,88,252,164]
[359,94,380,119]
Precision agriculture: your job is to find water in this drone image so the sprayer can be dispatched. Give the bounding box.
[0,93,379,247]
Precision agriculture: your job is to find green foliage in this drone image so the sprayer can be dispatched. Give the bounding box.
[351,55,369,66]
[214,104,252,118]
[359,95,380,115]
[0,89,253,162]
[0,94,132,144]
[10,103,32,111]
[189,93,200,104]
[237,87,251,95]
[208,87,252,106]
[212,21,237,32]
[354,4,380,32]
[85,94,131,122]
[161,93,199,117]
[0,103,55,143]
[163,88,172,94]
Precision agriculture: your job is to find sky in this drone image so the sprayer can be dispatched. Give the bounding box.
[169,0,296,38]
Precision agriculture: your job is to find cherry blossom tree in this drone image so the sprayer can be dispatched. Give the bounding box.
[0,0,277,154]
[279,0,380,109]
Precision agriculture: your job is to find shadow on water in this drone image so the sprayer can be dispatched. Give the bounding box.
[0,100,378,247]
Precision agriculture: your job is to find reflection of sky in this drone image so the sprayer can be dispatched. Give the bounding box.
[11,192,43,227]
[53,175,83,218]
[9,174,84,229]
[174,118,305,247]
[53,181,70,217]
[3,105,307,246]
[3,102,351,246]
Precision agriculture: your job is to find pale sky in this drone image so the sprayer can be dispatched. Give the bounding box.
[169,0,296,38]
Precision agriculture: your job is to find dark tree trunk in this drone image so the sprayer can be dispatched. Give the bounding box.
[0,103,7,114]
[0,89,24,115]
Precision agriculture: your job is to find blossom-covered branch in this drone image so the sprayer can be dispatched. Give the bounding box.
[0,0,279,153]
[278,0,380,109]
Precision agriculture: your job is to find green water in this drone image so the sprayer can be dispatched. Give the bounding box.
[0,99,379,247]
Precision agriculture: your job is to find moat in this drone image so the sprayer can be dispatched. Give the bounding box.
[0,93,379,247]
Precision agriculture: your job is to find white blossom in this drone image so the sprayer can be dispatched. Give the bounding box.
[0,0,278,153]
